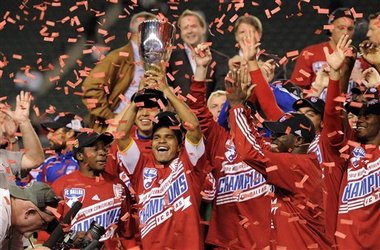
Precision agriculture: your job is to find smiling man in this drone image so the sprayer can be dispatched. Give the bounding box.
[116,64,208,249]
[167,9,229,98]
[51,132,135,249]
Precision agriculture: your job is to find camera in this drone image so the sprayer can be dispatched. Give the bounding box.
[51,221,106,250]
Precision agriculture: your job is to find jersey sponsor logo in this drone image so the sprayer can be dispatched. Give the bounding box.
[138,173,189,238]
[339,157,380,213]
[225,139,237,162]
[71,207,121,241]
[350,146,366,169]
[143,168,158,189]
[64,188,85,207]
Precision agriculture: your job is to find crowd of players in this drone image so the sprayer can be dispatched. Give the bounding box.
[1,7,380,250]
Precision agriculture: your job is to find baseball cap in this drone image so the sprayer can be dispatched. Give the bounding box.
[41,113,83,132]
[326,8,355,36]
[9,182,60,215]
[292,96,325,118]
[73,132,114,155]
[152,111,185,144]
[345,87,380,116]
[328,8,356,24]
[132,88,169,109]
[263,112,316,143]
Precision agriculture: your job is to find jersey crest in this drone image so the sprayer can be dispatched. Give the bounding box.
[143,168,158,189]
[312,61,327,73]
[350,146,366,169]
[225,139,237,162]
[64,188,85,207]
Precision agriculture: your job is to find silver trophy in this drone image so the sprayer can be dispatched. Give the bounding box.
[139,20,176,70]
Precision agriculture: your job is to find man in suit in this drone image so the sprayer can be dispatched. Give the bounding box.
[167,9,229,98]
[82,11,156,132]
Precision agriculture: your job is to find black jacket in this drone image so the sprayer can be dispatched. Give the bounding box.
[167,47,229,98]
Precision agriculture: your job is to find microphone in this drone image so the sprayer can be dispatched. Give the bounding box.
[43,201,83,248]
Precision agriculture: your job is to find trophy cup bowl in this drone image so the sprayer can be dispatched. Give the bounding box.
[139,20,176,70]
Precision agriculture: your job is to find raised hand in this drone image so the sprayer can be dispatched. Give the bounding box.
[308,69,329,97]
[360,40,380,66]
[3,91,32,125]
[143,64,169,92]
[258,59,275,83]
[323,34,352,71]
[239,28,261,62]
[225,65,255,106]
[194,43,212,68]
[362,67,380,88]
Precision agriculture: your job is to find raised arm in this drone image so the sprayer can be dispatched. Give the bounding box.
[116,102,138,151]
[146,64,202,144]
[323,34,352,142]
[226,65,268,175]
[239,29,284,121]
[3,91,44,170]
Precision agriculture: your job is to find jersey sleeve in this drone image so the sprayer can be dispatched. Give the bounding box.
[228,105,269,175]
[322,78,346,146]
[263,151,322,195]
[117,139,141,175]
[188,79,229,157]
[184,136,205,166]
[249,69,284,121]
[105,141,120,177]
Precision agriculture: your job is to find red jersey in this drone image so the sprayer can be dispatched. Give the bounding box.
[336,145,380,249]
[252,72,348,245]
[117,138,207,249]
[189,80,273,249]
[51,171,134,249]
[105,126,151,178]
[306,78,348,244]
[291,42,332,88]
[230,105,331,249]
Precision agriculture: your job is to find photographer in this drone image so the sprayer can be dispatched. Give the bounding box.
[51,132,136,249]
[0,181,59,249]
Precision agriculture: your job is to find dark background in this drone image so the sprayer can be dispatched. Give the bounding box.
[0,0,377,119]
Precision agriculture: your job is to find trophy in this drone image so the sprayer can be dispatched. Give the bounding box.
[139,20,176,70]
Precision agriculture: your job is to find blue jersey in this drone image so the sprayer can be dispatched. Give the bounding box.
[30,151,79,184]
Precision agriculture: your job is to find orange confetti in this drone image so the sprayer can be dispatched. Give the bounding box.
[334,231,346,239]
[323,24,335,31]
[286,50,299,58]
[266,165,278,172]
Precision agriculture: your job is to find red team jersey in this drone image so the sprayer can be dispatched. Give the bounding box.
[117,138,208,249]
[230,105,331,249]
[253,72,348,245]
[106,126,152,177]
[189,80,273,249]
[51,171,133,249]
[291,41,332,88]
[336,145,380,249]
